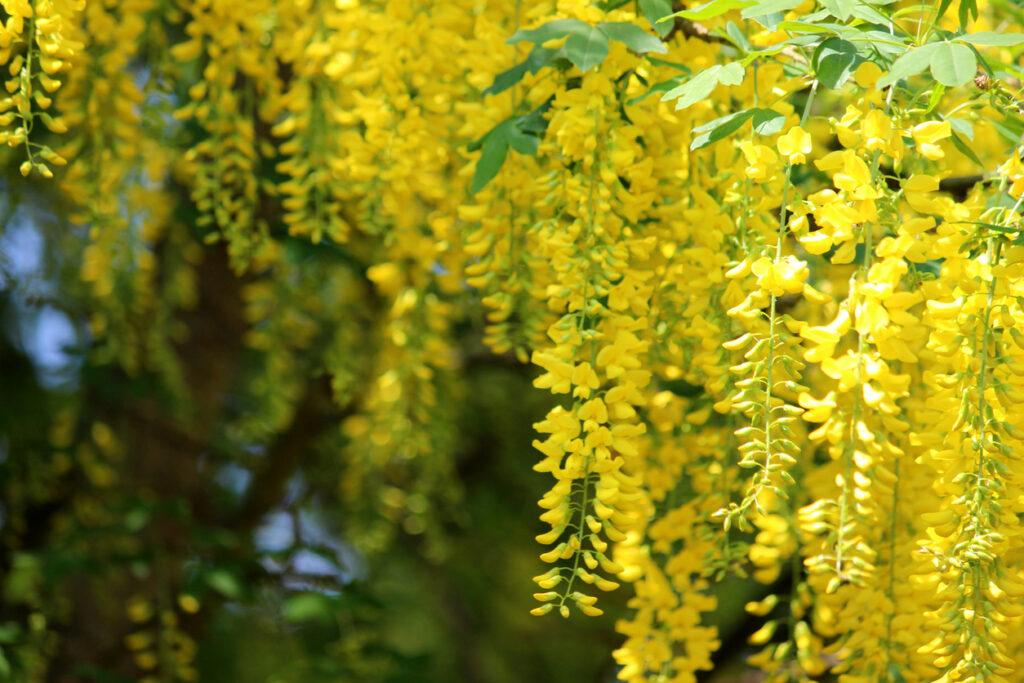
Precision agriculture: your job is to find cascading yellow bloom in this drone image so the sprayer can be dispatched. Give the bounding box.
[7,0,1024,681]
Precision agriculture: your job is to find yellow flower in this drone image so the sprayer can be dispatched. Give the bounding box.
[798,391,837,423]
[833,105,863,148]
[741,141,780,181]
[777,125,812,164]
[853,61,882,88]
[903,174,941,214]
[911,120,951,161]
[860,109,895,154]
[751,256,809,297]
[1001,153,1024,199]
[833,151,880,200]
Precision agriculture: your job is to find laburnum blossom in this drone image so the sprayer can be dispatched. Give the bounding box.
[903,174,942,214]
[912,120,952,160]
[777,125,812,164]
[741,140,780,180]
[1001,150,1024,199]
[750,255,809,296]
[860,108,898,157]
[18,1,1024,682]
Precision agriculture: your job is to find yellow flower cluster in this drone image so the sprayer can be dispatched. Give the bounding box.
[0,0,82,176]
[56,0,179,376]
[8,0,1024,680]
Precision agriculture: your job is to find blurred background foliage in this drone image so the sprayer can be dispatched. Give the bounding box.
[0,191,763,682]
[0,0,782,677]
[0,222,616,682]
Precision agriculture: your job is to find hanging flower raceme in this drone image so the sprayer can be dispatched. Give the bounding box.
[10,0,1024,680]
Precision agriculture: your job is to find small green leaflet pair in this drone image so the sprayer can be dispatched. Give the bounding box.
[668,34,863,150]
[470,19,668,193]
[692,108,787,150]
[468,100,551,194]
[877,32,1024,88]
[659,31,862,149]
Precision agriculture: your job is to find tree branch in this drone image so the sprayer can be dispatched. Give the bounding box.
[662,0,731,44]
[939,174,987,200]
[233,376,343,529]
[667,17,730,44]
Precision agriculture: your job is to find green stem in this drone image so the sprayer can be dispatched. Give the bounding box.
[883,456,901,676]
[22,14,37,167]
[561,108,603,609]
[758,79,818,505]
[835,75,896,582]
[559,455,593,609]
[966,237,997,656]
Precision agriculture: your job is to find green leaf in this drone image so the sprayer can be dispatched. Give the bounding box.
[988,115,1024,144]
[740,0,804,19]
[663,62,745,110]
[929,41,977,86]
[957,31,1024,46]
[849,2,893,23]
[627,75,686,105]
[484,61,529,98]
[466,121,497,153]
[645,56,693,71]
[949,129,984,167]
[565,26,611,72]
[507,19,590,45]
[935,0,955,21]
[925,82,946,113]
[527,45,560,69]
[0,623,20,645]
[692,110,751,135]
[876,42,939,88]
[506,122,540,156]
[813,37,859,89]
[963,42,994,78]
[284,593,336,623]
[206,569,243,600]
[598,22,667,54]
[959,0,978,27]
[717,61,746,85]
[990,192,1020,212]
[691,109,755,150]
[777,19,842,34]
[753,108,786,135]
[471,131,510,194]
[725,21,753,51]
[945,115,973,141]
[483,46,559,97]
[963,220,1019,234]
[847,29,907,57]
[517,97,554,133]
[820,0,858,20]
[663,66,722,108]
[670,0,755,21]
[640,0,674,37]
[738,35,815,65]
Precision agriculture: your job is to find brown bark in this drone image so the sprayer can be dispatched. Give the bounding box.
[48,244,247,681]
